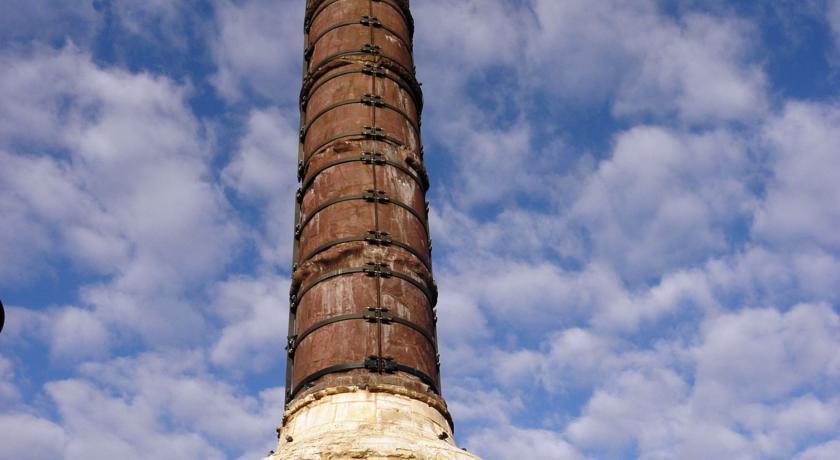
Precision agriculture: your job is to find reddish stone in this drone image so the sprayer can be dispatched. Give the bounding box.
[287,0,446,413]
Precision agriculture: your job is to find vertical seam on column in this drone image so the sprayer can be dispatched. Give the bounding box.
[368,0,384,362]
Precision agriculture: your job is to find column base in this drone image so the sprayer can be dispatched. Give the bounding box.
[267,386,480,459]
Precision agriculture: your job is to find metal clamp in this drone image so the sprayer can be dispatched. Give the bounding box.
[362,126,385,139]
[361,94,386,107]
[364,307,394,324]
[363,262,392,278]
[363,189,390,203]
[362,62,387,77]
[360,16,382,27]
[361,151,386,165]
[361,43,381,55]
[364,355,398,373]
[364,230,392,245]
[289,292,298,313]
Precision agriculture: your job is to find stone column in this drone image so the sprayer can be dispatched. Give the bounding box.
[269,0,479,458]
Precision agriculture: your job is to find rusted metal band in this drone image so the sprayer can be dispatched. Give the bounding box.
[300,99,362,140]
[308,46,414,86]
[297,230,431,272]
[288,309,437,358]
[299,152,429,195]
[289,357,438,402]
[297,193,369,235]
[300,96,420,143]
[371,97,422,137]
[291,263,437,311]
[305,0,414,37]
[302,63,423,113]
[296,190,429,240]
[304,128,406,164]
[307,17,411,57]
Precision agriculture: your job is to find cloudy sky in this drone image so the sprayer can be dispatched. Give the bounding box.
[1,0,840,459]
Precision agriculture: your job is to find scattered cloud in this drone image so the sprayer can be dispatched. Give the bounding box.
[221,107,299,267]
[210,273,290,371]
[211,0,303,104]
[2,1,839,459]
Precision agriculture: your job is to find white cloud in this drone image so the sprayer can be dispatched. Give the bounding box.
[797,440,840,460]
[437,251,718,338]
[559,303,840,458]
[210,273,289,371]
[416,0,766,126]
[41,351,283,459]
[536,0,766,122]
[222,108,297,198]
[526,328,617,390]
[111,0,186,45]
[445,387,523,426]
[47,378,226,460]
[435,288,491,346]
[611,12,766,122]
[0,354,20,404]
[48,307,110,362]
[692,303,840,404]
[221,107,299,267]
[0,46,239,284]
[0,412,68,460]
[466,424,584,460]
[566,367,691,455]
[211,0,303,103]
[754,101,840,251]
[472,301,840,458]
[571,125,755,280]
[0,46,241,351]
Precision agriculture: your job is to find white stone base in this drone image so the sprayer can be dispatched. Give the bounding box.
[267,387,480,459]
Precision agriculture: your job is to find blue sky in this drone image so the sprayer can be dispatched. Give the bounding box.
[1,1,840,459]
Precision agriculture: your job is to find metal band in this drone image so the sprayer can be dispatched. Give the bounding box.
[370,96,422,137]
[297,230,431,271]
[288,308,437,358]
[301,96,420,143]
[290,266,364,312]
[298,193,369,235]
[296,190,429,240]
[302,63,423,113]
[306,0,414,37]
[291,263,437,312]
[304,127,406,164]
[299,152,429,194]
[289,356,438,401]
[300,99,362,141]
[308,46,414,86]
[308,17,411,57]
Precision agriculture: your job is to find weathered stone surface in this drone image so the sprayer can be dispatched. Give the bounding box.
[268,388,479,460]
